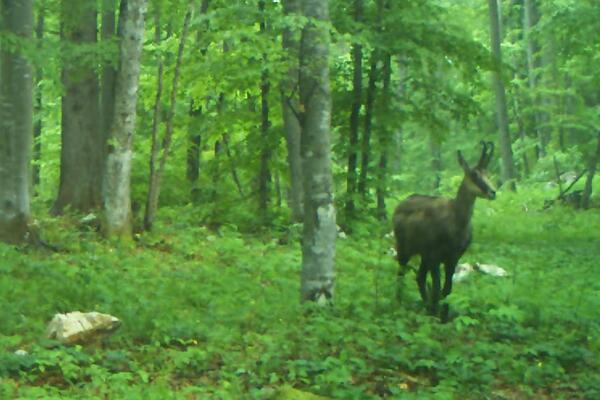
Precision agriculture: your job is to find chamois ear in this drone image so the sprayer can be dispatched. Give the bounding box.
[457,150,470,172]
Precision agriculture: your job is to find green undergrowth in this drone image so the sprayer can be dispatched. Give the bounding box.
[1,188,599,399]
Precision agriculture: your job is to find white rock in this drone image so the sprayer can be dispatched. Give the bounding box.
[14,349,28,356]
[475,263,508,277]
[453,263,475,282]
[46,311,121,345]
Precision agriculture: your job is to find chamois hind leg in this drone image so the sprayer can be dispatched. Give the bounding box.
[429,264,441,315]
[440,260,458,322]
[416,259,429,306]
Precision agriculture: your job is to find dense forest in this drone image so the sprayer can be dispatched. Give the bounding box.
[1,0,599,398]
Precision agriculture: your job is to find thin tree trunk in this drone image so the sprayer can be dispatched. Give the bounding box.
[222,133,245,197]
[33,7,44,189]
[376,50,391,221]
[488,0,516,190]
[103,0,148,238]
[358,50,378,198]
[186,0,209,199]
[258,0,271,219]
[299,0,336,303]
[54,0,103,213]
[582,133,600,209]
[345,0,363,219]
[523,0,544,158]
[143,7,165,230]
[102,0,118,158]
[281,0,304,222]
[144,5,192,231]
[430,137,442,191]
[0,0,34,243]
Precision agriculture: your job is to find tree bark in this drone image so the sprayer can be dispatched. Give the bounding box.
[54,0,103,213]
[101,0,118,162]
[299,0,336,303]
[258,0,271,220]
[488,0,516,190]
[582,133,600,209]
[186,0,209,199]
[144,4,192,231]
[345,0,363,219]
[33,7,44,189]
[0,0,34,243]
[376,51,391,221]
[281,0,304,222]
[358,50,378,197]
[523,0,544,158]
[430,137,442,191]
[103,0,147,238]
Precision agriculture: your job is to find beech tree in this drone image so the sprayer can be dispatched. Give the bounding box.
[299,0,336,303]
[0,0,34,243]
[103,0,148,238]
[54,0,103,213]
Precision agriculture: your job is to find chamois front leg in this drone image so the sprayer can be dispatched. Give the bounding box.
[441,260,458,322]
[429,264,441,315]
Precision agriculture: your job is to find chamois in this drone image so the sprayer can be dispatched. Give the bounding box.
[393,141,496,320]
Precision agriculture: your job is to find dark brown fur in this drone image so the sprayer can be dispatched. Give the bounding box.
[393,142,496,320]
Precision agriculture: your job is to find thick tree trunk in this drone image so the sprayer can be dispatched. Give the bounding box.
[0,0,34,243]
[103,0,147,238]
[488,0,516,190]
[299,0,336,303]
[582,133,600,209]
[54,0,103,213]
[358,50,378,198]
[144,5,192,231]
[345,0,363,219]
[281,0,304,222]
[258,0,271,220]
[33,8,44,189]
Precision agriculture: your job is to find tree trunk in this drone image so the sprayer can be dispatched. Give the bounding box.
[187,101,202,200]
[299,0,336,303]
[430,137,442,191]
[101,0,118,147]
[144,4,192,231]
[54,0,103,213]
[376,51,391,221]
[186,0,209,201]
[103,0,147,238]
[488,0,516,191]
[345,0,363,220]
[281,0,304,222]
[143,7,166,231]
[523,0,544,158]
[33,7,44,190]
[358,50,378,198]
[258,0,271,220]
[0,0,34,243]
[582,133,600,209]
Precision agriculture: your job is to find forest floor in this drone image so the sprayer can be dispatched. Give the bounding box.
[1,187,600,399]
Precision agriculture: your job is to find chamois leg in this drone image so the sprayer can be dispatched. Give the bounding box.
[441,261,458,322]
[429,264,441,315]
[416,259,429,305]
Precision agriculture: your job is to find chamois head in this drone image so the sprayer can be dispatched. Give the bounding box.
[457,141,497,200]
